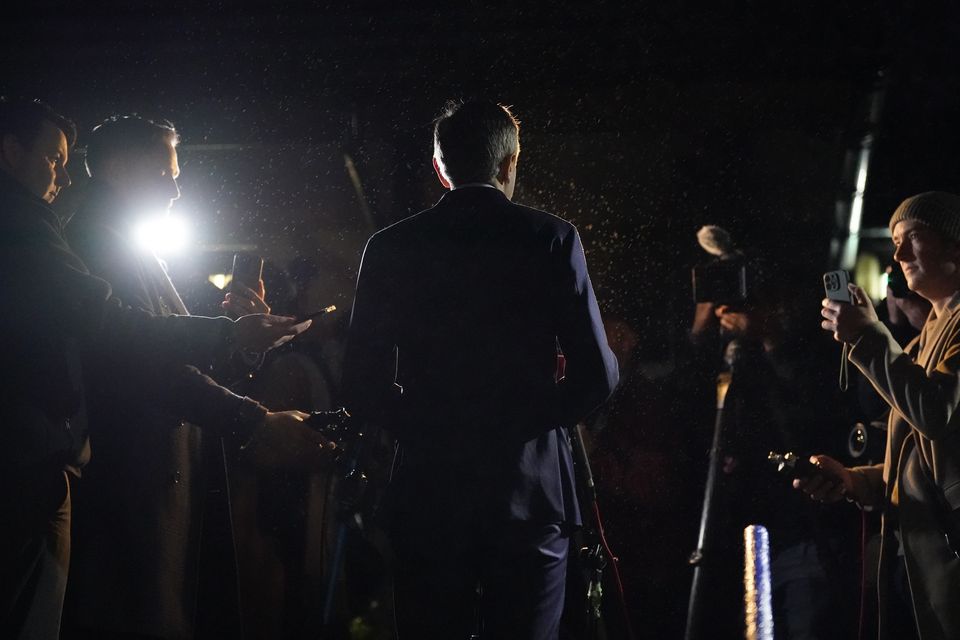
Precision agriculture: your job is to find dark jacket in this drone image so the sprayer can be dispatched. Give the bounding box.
[63,181,257,639]
[341,186,618,525]
[0,172,265,637]
[0,173,253,481]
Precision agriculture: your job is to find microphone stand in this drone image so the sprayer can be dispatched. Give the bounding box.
[569,424,608,640]
[302,410,371,633]
[684,340,739,640]
[569,423,639,640]
[321,428,370,630]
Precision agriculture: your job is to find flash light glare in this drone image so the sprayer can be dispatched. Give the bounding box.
[208,274,232,290]
[133,215,190,255]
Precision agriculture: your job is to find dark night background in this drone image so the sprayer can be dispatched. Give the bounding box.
[4,1,960,637]
[5,2,960,339]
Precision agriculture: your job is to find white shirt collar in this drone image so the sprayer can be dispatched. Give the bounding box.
[452,182,497,191]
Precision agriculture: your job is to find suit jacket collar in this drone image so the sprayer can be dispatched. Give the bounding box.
[437,185,511,208]
[0,169,64,234]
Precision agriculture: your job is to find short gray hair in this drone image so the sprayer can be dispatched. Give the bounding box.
[433,100,520,185]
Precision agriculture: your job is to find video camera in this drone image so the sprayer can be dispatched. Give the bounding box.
[691,257,748,306]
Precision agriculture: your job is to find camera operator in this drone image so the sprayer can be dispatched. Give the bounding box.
[801,192,960,640]
[686,258,858,640]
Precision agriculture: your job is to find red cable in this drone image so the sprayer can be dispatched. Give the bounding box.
[592,501,638,640]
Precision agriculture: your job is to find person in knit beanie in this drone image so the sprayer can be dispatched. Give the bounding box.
[797,191,960,639]
[888,191,960,243]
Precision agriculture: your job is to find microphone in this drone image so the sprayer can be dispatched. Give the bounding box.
[696,225,738,259]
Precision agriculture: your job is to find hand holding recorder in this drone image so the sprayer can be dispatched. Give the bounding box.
[243,410,336,471]
[791,454,860,504]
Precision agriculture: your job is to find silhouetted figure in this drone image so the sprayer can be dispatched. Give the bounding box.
[341,100,619,640]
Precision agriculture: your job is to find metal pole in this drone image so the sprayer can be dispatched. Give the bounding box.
[684,366,734,640]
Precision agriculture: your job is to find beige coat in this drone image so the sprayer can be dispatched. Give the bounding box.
[849,291,960,640]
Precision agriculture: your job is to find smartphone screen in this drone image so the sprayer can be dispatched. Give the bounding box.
[230,253,264,293]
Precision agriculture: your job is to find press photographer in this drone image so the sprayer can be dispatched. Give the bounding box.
[801,191,960,640]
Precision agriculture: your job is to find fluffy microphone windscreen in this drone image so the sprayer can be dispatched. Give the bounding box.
[696,225,735,257]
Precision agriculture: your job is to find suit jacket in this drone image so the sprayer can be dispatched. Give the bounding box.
[0,173,243,479]
[849,293,960,640]
[63,182,258,639]
[341,186,618,525]
[0,172,259,633]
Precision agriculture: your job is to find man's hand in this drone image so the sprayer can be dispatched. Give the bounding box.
[715,305,755,337]
[821,283,878,343]
[243,410,335,470]
[222,279,271,319]
[690,302,717,340]
[792,455,857,503]
[234,314,311,352]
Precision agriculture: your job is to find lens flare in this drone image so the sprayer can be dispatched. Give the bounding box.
[132,215,190,255]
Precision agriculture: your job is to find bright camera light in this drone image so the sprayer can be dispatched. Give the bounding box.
[132,215,190,255]
[208,273,232,290]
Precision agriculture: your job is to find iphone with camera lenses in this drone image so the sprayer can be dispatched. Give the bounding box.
[823,270,853,303]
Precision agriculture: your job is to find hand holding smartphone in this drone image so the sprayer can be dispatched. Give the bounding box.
[823,269,853,303]
[230,253,264,294]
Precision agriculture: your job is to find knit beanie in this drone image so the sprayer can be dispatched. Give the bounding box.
[889,191,960,242]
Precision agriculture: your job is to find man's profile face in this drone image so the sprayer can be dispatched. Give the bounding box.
[892,219,958,298]
[113,138,181,214]
[2,120,72,203]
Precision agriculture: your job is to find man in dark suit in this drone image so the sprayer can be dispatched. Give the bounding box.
[341,100,619,639]
[0,99,325,640]
[61,115,323,640]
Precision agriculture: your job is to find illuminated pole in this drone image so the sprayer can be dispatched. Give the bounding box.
[835,71,886,271]
[743,525,774,640]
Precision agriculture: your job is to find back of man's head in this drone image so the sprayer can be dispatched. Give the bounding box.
[85,115,178,179]
[433,100,520,186]
[0,97,76,151]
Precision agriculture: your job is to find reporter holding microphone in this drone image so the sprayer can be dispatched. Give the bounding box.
[798,192,960,640]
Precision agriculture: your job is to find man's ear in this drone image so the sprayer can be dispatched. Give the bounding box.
[0,134,25,169]
[495,153,518,187]
[432,156,452,190]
